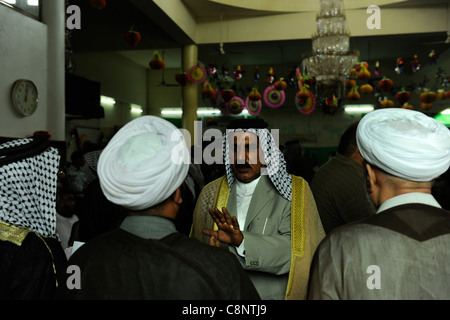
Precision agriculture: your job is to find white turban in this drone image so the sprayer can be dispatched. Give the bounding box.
[97,116,189,210]
[357,108,450,182]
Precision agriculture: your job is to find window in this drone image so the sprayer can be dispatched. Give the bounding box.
[0,0,41,21]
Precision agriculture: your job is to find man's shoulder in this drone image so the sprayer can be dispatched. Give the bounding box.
[197,175,227,203]
[202,175,226,192]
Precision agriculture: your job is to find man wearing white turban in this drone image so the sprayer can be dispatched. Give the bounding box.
[190,118,325,300]
[308,109,450,300]
[61,116,259,300]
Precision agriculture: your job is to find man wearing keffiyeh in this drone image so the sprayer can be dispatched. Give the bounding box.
[0,133,67,299]
[190,119,325,300]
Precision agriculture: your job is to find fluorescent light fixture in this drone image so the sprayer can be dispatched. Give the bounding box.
[27,0,39,6]
[161,108,249,117]
[344,105,374,113]
[4,0,16,4]
[161,109,183,116]
[197,109,221,116]
[130,104,143,113]
[101,96,116,105]
[440,108,450,115]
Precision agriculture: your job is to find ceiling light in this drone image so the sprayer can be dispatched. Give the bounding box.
[101,96,116,105]
[161,109,183,116]
[160,108,249,118]
[302,0,359,99]
[344,105,374,113]
[130,104,143,113]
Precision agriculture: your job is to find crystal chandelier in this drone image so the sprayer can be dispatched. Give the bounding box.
[302,0,359,99]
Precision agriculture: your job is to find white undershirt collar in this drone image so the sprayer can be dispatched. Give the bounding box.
[377,192,441,214]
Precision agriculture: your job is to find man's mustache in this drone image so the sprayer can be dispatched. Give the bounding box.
[234,163,252,169]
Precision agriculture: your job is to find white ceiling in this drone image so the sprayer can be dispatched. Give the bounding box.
[71,0,450,70]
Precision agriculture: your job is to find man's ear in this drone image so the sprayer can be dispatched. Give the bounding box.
[171,187,183,205]
[365,163,377,193]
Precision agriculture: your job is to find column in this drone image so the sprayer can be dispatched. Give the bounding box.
[182,44,199,146]
[42,1,66,142]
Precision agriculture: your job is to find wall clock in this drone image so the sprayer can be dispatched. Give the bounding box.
[11,79,39,117]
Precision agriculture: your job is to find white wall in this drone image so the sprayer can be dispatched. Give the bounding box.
[0,1,65,141]
[0,5,48,138]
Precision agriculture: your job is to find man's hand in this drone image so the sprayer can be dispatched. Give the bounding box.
[202,207,243,247]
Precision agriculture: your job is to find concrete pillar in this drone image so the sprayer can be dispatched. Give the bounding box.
[181,44,199,146]
[42,0,65,142]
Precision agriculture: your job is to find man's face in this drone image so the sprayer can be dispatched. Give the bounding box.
[229,131,264,183]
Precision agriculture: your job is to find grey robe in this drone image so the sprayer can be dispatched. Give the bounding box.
[308,200,450,300]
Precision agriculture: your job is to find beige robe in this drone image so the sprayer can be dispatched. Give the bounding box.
[190,174,325,300]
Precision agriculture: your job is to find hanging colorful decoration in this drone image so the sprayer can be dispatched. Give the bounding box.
[378,77,394,92]
[222,63,231,78]
[347,86,361,100]
[317,96,339,115]
[429,50,438,64]
[208,61,218,80]
[301,74,315,87]
[245,97,262,116]
[89,0,106,9]
[274,78,287,91]
[345,79,357,89]
[419,89,437,110]
[201,81,216,100]
[297,84,311,100]
[374,61,381,77]
[254,67,260,83]
[125,26,141,48]
[295,68,316,114]
[263,85,285,108]
[234,65,244,80]
[208,90,220,109]
[357,62,371,80]
[149,51,165,70]
[360,83,373,94]
[221,89,235,102]
[380,97,395,108]
[296,91,316,115]
[411,54,420,73]
[395,87,411,105]
[267,67,275,84]
[437,89,447,100]
[401,103,414,110]
[287,68,297,87]
[248,87,262,101]
[188,65,207,83]
[227,97,245,115]
[395,57,405,74]
[175,71,190,86]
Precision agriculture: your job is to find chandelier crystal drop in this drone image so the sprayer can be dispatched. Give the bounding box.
[302,0,359,99]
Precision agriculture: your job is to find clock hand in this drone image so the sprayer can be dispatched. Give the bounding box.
[24,84,28,102]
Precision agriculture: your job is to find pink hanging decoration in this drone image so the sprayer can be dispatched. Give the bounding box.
[263,85,285,108]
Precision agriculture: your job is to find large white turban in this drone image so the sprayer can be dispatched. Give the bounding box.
[97,116,189,211]
[357,108,450,182]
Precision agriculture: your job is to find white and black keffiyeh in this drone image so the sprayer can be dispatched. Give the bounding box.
[0,137,60,239]
[223,127,292,202]
[84,149,102,172]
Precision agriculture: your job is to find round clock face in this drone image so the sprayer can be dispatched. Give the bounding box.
[11,79,39,117]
